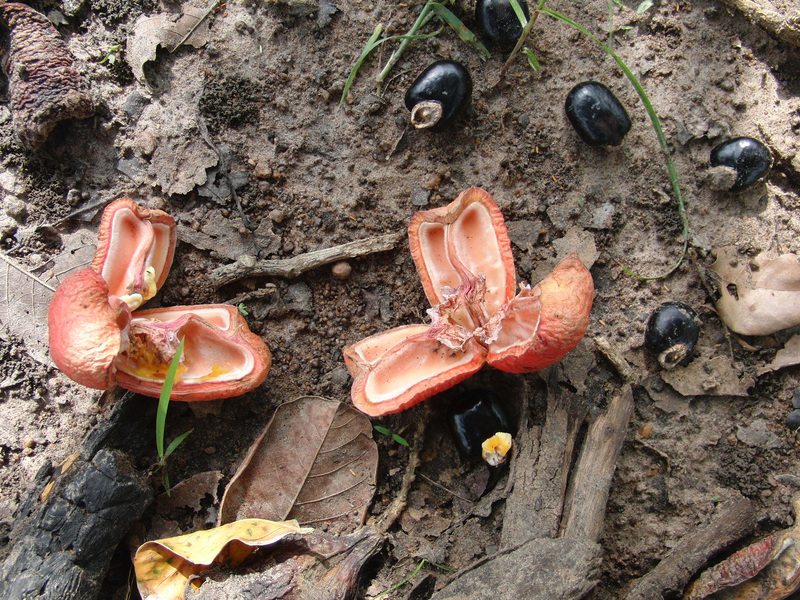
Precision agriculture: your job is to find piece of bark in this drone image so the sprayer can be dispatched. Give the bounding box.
[430,536,602,600]
[717,0,800,48]
[0,392,155,600]
[500,381,587,549]
[211,232,404,286]
[623,497,756,600]
[561,384,634,541]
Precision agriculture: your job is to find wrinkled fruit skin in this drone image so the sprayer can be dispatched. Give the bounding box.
[0,2,93,149]
[48,269,128,390]
[404,60,472,131]
[565,81,631,147]
[710,137,772,190]
[344,187,594,417]
[475,0,530,51]
[48,199,271,401]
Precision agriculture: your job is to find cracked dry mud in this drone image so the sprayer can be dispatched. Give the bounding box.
[1,0,800,598]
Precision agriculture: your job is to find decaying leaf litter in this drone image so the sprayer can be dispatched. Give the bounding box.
[1,0,800,597]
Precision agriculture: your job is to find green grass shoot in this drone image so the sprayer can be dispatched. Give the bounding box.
[156,337,193,495]
[340,0,488,107]
[373,425,409,447]
[541,6,689,280]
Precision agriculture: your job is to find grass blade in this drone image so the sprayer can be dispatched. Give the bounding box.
[430,3,491,59]
[508,0,529,27]
[340,24,384,108]
[164,429,194,460]
[542,7,689,280]
[156,337,185,458]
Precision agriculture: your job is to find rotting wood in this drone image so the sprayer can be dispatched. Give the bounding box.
[561,384,634,541]
[211,231,405,286]
[623,497,756,600]
[718,0,800,48]
[500,371,587,549]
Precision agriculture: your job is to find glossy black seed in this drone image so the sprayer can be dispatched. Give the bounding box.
[786,409,800,432]
[448,390,511,460]
[475,0,529,51]
[644,302,701,370]
[404,60,472,131]
[565,81,631,147]
[710,137,772,190]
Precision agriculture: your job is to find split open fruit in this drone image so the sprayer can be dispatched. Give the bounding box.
[343,187,594,417]
[48,199,271,401]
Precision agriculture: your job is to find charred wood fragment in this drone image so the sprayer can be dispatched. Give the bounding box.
[0,2,93,149]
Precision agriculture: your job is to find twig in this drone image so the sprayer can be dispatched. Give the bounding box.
[196,116,255,232]
[593,335,638,384]
[561,384,634,541]
[375,405,429,533]
[211,231,405,287]
[417,472,474,503]
[170,0,221,53]
[500,0,547,78]
[623,497,755,600]
[376,1,440,87]
[0,252,56,292]
[717,0,800,48]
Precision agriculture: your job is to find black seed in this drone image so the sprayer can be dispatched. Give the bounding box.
[565,81,631,147]
[448,389,512,460]
[786,409,800,432]
[404,60,472,131]
[710,137,772,190]
[644,302,701,370]
[475,0,529,51]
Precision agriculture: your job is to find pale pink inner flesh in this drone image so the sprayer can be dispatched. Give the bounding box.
[448,202,509,315]
[352,324,429,365]
[101,208,153,298]
[417,202,509,322]
[488,293,543,353]
[101,209,173,301]
[364,335,478,404]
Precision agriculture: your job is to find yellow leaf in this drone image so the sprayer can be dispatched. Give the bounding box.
[134,519,313,600]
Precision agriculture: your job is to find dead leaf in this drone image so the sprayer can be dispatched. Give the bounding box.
[758,334,800,375]
[127,6,210,84]
[660,350,754,397]
[134,518,312,600]
[157,470,223,512]
[219,397,378,534]
[710,246,800,336]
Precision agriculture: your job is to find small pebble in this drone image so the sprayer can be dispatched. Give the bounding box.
[22,435,35,449]
[786,409,800,432]
[639,423,653,439]
[332,261,352,280]
[269,209,286,223]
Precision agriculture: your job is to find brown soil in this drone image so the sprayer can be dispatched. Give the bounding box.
[1,0,800,597]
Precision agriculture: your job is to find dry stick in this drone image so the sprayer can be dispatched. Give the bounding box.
[560,384,634,541]
[717,0,800,48]
[623,497,755,600]
[211,231,404,287]
[374,405,429,534]
[500,370,587,549]
[0,252,56,292]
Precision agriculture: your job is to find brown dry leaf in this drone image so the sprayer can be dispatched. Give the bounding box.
[127,5,210,84]
[660,350,754,397]
[133,518,312,600]
[710,246,800,336]
[758,334,800,375]
[219,396,378,534]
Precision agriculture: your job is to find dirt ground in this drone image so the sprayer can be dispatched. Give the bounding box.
[1,0,800,597]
